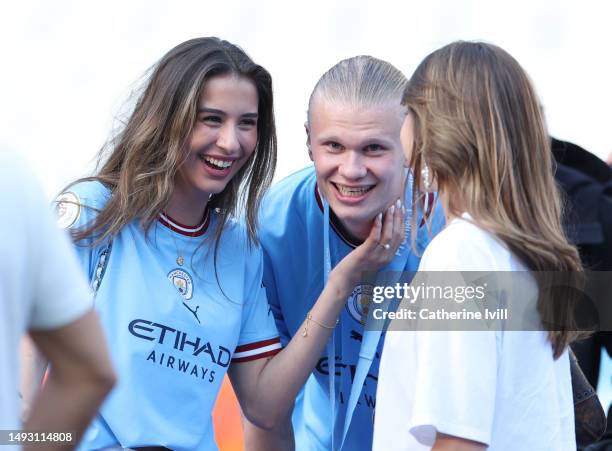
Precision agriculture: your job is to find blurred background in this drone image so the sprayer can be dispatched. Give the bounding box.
[3,1,610,449]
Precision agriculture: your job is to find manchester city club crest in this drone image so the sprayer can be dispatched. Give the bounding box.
[347,284,374,324]
[55,191,80,229]
[167,268,194,300]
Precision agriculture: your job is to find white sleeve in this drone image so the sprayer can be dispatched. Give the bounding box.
[409,330,497,446]
[21,162,93,330]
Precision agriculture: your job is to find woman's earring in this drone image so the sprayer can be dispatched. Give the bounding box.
[421,163,431,191]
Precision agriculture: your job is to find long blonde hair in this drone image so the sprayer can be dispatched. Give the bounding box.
[404,41,583,358]
[68,37,276,253]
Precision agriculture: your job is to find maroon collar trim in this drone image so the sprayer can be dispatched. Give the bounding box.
[158,210,210,237]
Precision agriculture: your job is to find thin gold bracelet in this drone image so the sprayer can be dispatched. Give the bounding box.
[303,311,339,337]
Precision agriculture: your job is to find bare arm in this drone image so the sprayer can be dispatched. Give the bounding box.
[242,411,294,451]
[432,433,487,451]
[234,202,404,433]
[23,309,116,451]
[20,336,48,421]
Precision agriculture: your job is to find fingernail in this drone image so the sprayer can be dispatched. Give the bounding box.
[396,198,402,209]
[377,213,383,223]
[389,205,395,215]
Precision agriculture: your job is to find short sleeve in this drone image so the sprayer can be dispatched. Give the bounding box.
[54,181,111,284]
[232,249,282,363]
[30,215,93,329]
[409,330,497,446]
[261,245,292,347]
[13,161,94,330]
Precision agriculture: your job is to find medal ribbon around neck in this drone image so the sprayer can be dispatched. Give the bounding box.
[322,196,411,450]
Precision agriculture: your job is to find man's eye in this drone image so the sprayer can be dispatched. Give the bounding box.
[365,144,384,152]
[327,142,343,151]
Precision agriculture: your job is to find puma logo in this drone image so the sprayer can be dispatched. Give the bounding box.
[182,302,201,324]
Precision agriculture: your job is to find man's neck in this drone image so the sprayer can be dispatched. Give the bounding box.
[331,212,371,245]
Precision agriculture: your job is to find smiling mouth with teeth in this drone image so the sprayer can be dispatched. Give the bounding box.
[200,155,233,170]
[333,183,374,197]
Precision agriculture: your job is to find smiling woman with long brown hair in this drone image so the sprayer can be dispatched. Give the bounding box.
[374,41,583,451]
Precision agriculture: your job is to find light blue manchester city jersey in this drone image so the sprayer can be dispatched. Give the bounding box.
[57,181,281,451]
[259,166,443,451]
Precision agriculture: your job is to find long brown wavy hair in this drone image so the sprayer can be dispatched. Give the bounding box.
[67,37,277,258]
[404,41,583,358]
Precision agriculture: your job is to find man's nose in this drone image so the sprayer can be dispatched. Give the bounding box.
[338,151,367,179]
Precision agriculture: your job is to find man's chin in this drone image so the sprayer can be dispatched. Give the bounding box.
[331,207,377,237]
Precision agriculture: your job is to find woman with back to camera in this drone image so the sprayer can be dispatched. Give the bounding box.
[374,41,583,450]
[23,37,404,450]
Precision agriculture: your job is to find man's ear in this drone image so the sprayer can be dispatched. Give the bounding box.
[305,121,313,161]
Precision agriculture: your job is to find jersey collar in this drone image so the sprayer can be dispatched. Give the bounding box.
[314,184,362,249]
[159,210,210,237]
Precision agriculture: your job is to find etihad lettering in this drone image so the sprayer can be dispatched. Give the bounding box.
[316,357,378,385]
[314,356,378,411]
[146,350,216,383]
[129,319,231,368]
[331,390,376,411]
[364,393,376,408]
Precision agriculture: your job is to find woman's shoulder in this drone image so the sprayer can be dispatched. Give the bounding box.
[55,180,112,230]
[419,213,514,271]
[59,180,112,208]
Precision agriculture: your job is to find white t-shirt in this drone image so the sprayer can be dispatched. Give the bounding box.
[0,151,93,438]
[373,213,575,451]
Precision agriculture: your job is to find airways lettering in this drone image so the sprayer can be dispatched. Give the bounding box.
[146,350,216,383]
[129,319,231,368]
